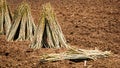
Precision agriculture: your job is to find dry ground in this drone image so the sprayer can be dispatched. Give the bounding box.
[0,0,120,68]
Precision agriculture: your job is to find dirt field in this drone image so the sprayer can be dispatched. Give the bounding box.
[0,0,120,68]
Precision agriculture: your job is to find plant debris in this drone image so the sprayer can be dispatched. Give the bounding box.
[40,48,111,62]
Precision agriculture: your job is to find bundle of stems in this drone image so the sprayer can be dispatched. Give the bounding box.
[7,2,36,41]
[40,48,111,62]
[30,3,69,49]
[0,0,12,35]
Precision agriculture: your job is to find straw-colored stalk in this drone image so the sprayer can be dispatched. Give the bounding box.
[0,0,12,35]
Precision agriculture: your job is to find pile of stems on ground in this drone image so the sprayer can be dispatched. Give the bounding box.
[40,48,111,62]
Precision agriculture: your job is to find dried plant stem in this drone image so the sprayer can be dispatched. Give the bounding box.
[0,0,12,35]
[30,14,45,48]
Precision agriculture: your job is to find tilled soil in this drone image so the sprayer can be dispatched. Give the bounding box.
[0,0,120,68]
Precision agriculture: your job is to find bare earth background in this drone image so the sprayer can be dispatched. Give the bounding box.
[0,0,120,68]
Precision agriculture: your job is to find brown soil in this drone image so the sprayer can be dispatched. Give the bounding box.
[0,0,120,68]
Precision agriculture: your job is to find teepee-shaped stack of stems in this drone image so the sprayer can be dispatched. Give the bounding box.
[7,2,36,41]
[0,0,12,35]
[30,3,69,49]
